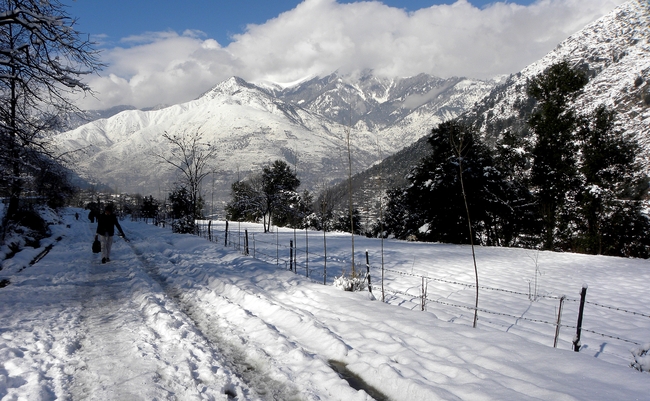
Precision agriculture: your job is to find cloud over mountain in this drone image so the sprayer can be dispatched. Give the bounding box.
[78,0,626,110]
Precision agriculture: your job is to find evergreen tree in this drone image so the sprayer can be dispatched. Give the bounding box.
[384,187,420,240]
[575,105,649,257]
[261,160,300,232]
[169,186,203,234]
[492,129,539,247]
[225,178,265,223]
[527,61,588,250]
[332,208,362,235]
[276,189,313,229]
[385,121,529,245]
[141,196,159,220]
[311,185,336,231]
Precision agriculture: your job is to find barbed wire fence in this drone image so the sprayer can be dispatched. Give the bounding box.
[146,217,648,358]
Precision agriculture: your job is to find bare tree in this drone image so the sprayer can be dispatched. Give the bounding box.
[345,124,356,277]
[156,131,218,219]
[0,0,102,221]
[450,128,479,328]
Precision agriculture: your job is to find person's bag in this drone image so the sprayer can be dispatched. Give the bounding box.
[92,236,101,253]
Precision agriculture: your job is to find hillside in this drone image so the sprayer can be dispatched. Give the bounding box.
[468,0,650,152]
[54,72,495,211]
[55,77,378,205]
[333,0,650,224]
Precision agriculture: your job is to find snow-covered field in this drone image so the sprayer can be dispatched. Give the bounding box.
[0,208,649,400]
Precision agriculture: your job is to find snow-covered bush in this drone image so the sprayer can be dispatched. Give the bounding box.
[1,205,57,261]
[333,274,367,292]
[631,343,650,372]
[172,215,196,234]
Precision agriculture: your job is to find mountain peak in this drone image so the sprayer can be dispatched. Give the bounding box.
[199,76,261,100]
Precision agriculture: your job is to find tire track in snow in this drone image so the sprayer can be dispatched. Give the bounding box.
[129,234,382,401]
[68,226,247,400]
[128,240,305,401]
[71,259,170,400]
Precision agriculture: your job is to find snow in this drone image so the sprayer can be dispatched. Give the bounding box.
[1,208,649,400]
[473,0,650,173]
[52,77,383,204]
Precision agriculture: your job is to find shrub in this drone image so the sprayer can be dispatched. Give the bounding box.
[631,344,650,372]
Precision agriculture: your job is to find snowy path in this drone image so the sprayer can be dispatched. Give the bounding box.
[0,209,649,400]
[0,212,252,400]
[69,218,282,400]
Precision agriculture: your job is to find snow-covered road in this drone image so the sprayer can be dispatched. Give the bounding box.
[1,209,649,400]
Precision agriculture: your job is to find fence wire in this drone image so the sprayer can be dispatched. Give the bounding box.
[167,219,649,352]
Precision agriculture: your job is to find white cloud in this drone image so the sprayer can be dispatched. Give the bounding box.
[77,0,627,110]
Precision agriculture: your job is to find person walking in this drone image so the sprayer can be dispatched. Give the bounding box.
[95,204,127,263]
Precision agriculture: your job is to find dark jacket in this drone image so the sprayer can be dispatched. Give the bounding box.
[96,212,124,237]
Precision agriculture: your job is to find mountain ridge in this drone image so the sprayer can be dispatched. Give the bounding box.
[326,0,650,225]
[55,71,496,211]
[56,1,648,219]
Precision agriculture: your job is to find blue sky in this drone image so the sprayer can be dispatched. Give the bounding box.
[66,1,537,47]
[62,0,624,110]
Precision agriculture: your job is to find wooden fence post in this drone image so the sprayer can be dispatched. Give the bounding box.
[365,251,372,294]
[208,220,212,242]
[290,239,294,272]
[244,229,249,255]
[421,277,427,311]
[225,221,229,247]
[554,295,565,348]
[573,285,588,352]
[276,227,279,265]
[323,229,327,285]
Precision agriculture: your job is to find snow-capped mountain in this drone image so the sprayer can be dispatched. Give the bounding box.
[57,0,648,212]
[328,0,650,220]
[269,71,499,151]
[54,72,495,208]
[378,77,500,150]
[55,77,379,206]
[466,0,650,165]
[271,72,495,130]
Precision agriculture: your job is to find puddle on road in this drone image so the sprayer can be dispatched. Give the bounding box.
[328,360,391,401]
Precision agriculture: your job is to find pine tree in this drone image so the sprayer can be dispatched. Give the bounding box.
[141,196,160,220]
[493,129,538,247]
[576,105,649,257]
[225,177,265,223]
[385,121,528,246]
[169,186,203,234]
[261,160,300,232]
[527,61,588,250]
[384,187,419,240]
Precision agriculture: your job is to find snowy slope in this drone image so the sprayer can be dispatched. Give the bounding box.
[271,72,497,135]
[54,71,494,204]
[335,0,650,222]
[468,0,650,168]
[378,77,500,150]
[54,77,381,203]
[0,209,649,400]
